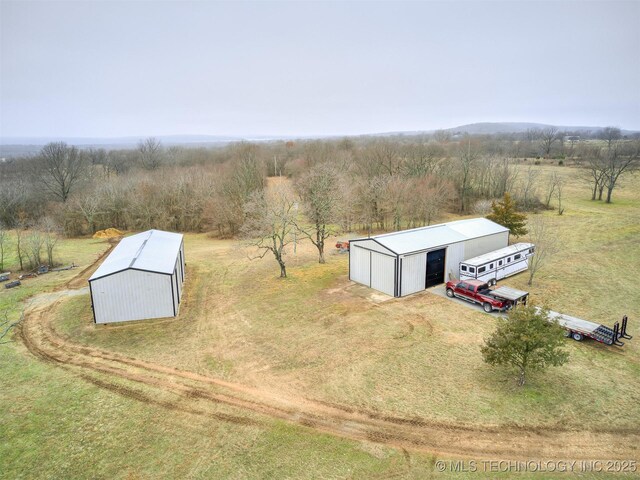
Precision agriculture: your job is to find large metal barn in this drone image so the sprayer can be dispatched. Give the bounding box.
[89,229,185,324]
[349,218,509,297]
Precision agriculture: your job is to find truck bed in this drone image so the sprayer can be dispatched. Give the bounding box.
[488,286,529,302]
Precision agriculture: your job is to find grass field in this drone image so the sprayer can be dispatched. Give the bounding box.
[2,165,639,478]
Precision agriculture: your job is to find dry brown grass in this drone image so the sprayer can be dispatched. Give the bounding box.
[54,166,640,434]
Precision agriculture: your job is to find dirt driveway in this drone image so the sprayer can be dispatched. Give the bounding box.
[427,285,506,318]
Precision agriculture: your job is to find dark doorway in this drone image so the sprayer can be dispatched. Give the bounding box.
[426,248,446,288]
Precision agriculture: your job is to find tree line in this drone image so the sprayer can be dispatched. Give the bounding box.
[0,128,638,273]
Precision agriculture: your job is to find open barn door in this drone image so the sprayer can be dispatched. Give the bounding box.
[426,248,446,288]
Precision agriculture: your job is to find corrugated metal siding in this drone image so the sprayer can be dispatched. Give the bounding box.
[463,232,509,260]
[371,252,396,296]
[445,242,466,281]
[349,239,395,255]
[92,270,174,324]
[400,252,427,296]
[349,245,371,286]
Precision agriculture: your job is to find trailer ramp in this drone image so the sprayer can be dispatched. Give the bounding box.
[541,309,632,346]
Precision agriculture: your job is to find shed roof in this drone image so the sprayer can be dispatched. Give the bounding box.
[354,218,508,255]
[89,229,183,281]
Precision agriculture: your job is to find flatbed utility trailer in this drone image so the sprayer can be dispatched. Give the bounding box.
[543,309,633,346]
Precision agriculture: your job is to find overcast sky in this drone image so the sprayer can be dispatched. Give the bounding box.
[1,0,639,139]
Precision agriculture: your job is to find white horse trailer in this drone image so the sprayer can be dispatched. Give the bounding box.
[459,242,535,285]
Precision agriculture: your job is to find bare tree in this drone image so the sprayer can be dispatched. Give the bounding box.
[295,164,341,263]
[519,166,540,210]
[383,175,409,231]
[526,128,541,142]
[544,172,560,208]
[406,175,455,227]
[41,217,60,267]
[539,127,560,157]
[456,137,479,212]
[599,126,622,150]
[556,178,565,215]
[137,137,163,170]
[583,149,608,200]
[26,230,44,269]
[526,215,559,286]
[74,192,102,234]
[241,185,297,278]
[0,225,8,272]
[601,141,639,203]
[0,181,27,227]
[433,129,452,143]
[15,225,25,271]
[34,142,88,202]
[106,149,133,175]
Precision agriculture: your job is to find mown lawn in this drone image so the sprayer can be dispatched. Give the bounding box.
[2,165,639,478]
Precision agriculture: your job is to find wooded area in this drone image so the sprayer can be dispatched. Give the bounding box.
[0,129,638,269]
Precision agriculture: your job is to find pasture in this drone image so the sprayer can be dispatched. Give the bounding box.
[1,165,639,479]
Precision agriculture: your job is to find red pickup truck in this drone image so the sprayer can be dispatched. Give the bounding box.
[445,279,512,313]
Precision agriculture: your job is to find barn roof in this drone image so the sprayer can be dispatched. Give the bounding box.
[89,229,183,281]
[354,218,509,255]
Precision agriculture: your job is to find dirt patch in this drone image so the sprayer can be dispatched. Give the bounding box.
[92,228,124,239]
[63,238,119,290]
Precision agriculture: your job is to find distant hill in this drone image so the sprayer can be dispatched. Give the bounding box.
[443,122,636,135]
[2,123,638,158]
[0,134,277,158]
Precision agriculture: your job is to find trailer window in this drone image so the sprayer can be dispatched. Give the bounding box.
[478,266,486,273]
[498,260,503,266]
[489,263,494,269]
[468,267,475,273]
[507,257,511,263]
[514,254,521,260]
[461,265,467,272]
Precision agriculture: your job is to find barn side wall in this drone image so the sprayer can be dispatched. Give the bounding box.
[462,231,509,260]
[349,245,371,286]
[370,253,396,296]
[92,270,174,324]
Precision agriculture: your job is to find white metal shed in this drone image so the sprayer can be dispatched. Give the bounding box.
[349,218,509,297]
[88,229,186,324]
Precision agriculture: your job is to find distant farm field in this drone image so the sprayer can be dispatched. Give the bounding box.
[2,165,639,479]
